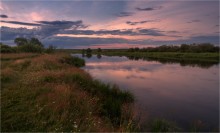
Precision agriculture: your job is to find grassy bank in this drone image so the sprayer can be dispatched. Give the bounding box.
[98,51,219,63]
[98,51,219,68]
[60,48,219,63]
[1,52,137,132]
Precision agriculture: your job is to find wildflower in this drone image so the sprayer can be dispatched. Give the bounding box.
[74,124,78,128]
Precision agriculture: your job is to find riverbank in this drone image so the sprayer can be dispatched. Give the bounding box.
[1,52,136,132]
[61,49,219,62]
[99,51,220,68]
[92,51,219,63]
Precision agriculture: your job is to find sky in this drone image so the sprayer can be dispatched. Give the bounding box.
[0,0,219,49]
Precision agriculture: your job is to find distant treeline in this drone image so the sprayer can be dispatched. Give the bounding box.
[128,43,219,53]
[1,37,55,53]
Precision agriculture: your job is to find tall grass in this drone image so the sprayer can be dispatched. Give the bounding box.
[1,53,136,132]
[59,56,85,67]
[63,73,134,126]
[150,119,181,132]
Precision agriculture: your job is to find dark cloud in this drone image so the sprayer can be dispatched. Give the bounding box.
[135,6,162,11]
[0,20,88,40]
[126,20,158,25]
[0,14,8,18]
[146,35,219,45]
[36,20,88,29]
[0,26,37,40]
[0,26,165,48]
[36,20,81,25]
[1,20,41,26]
[186,35,219,44]
[116,12,134,17]
[138,29,165,36]
[187,19,201,23]
[1,20,87,29]
[62,28,165,36]
[35,20,88,38]
[166,30,180,34]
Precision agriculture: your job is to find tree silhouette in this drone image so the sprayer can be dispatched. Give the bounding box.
[14,37,28,46]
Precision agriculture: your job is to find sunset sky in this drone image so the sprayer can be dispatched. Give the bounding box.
[0,0,219,49]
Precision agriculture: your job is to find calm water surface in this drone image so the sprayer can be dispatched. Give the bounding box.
[73,54,219,131]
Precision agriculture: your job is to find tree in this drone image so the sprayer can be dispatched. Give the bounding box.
[97,48,102,53]
[14,37,44,53]
[30,38,43,47]
[86,48,92,58]
[86,48,92,54]
[45,45,56,53]
[128,48,135,52]
[180,44,190,52]
[134,47,139,52]
[14,37,28,46]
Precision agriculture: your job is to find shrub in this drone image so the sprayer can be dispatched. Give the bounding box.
[18,44,44,53]
[60,56,85,67]
[45,45,56,53]
[0,43,16,53]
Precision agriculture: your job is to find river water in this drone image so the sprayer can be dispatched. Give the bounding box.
[73,54,219,131]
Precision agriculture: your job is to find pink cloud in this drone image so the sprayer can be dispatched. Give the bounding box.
[75,43,156,49]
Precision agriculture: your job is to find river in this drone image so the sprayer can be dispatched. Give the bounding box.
[73,54,219,131]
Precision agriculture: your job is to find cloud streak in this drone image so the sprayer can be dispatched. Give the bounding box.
[187,19,201,23]
[1,20,41,26]
[0,14,8,18]
[61,28,165,36]
[126,20,158,25]
[116,12,134,17]
[135,6,162,11]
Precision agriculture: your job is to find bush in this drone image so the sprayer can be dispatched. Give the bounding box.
[18,44,44,53]
[0,43,16,53]
[45,45,56,53]
[131,43,219,53]
[60,56,85,67]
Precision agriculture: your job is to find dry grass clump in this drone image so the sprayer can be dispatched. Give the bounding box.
[1,53,39,60]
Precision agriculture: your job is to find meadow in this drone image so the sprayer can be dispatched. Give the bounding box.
[1,52,137,132]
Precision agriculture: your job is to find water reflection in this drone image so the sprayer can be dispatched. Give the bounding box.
[97,54,102,59]
[73,54,219,131]
[126,55,219,69]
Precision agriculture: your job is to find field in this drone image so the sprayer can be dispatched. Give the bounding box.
[1,52,136,132]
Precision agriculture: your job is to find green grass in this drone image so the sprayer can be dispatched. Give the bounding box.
[150,119,181,132]
[100,51,219,62]
[63,73,134,125]
[59,55,85,67]
[1,53,137,132]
